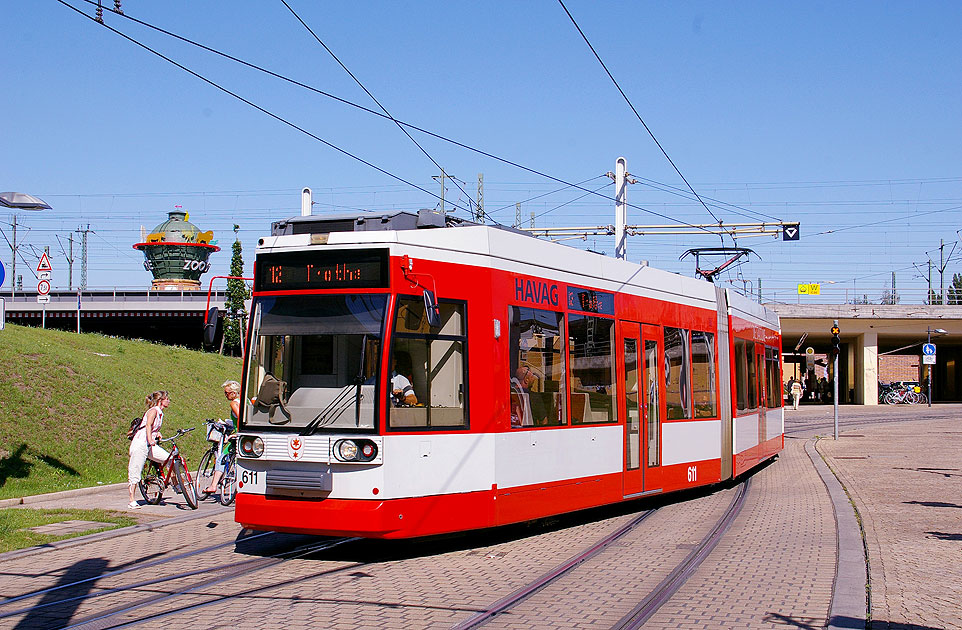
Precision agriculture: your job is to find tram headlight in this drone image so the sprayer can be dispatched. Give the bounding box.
[333,439,378,462]
[335,440,358,461]
[240,436,264,458]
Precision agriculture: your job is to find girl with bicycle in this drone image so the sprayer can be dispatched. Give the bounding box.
[127,390,170,509]
[201,380,239,495]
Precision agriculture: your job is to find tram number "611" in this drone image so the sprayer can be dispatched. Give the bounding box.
[241,470,259,485]
[687,466,697,483]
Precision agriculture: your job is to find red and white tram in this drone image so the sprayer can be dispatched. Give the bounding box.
[232,210,783,539]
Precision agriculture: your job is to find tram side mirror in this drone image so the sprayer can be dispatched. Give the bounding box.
[423,289,441,328]
[203,307,221,348]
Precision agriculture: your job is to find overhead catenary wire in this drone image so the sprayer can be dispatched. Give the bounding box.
[35,2,962,295]
[486,175,607,220]
[64,0,726,235]
[278,0,482,221]
[557,0,732,245]
[56,0,473,216]
[522,182,612,228]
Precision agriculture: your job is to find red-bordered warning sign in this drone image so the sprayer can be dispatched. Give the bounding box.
[37,279,51,295]
[37,252,53,273]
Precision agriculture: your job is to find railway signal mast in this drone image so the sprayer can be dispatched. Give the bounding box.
[831,322,840,439]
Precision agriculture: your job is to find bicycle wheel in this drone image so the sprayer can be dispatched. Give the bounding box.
[219,452,236,506]
[195,448,216,500]
[883,390,899,405]
[139,461,163,505]
[916,392,928,405]
[174,459,199,509]
[906,390,922,405]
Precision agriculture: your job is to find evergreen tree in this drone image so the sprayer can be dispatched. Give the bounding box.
[949,272,962,305]
[223,226,249,355]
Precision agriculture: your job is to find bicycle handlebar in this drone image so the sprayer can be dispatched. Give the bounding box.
[155,427,195,444]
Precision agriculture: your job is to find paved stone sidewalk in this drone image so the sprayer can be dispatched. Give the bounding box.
[644,436,838,629]
[818,417,962,630]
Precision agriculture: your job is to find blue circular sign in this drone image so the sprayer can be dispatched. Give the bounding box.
[0,259,5,288]
[922,343,936,356]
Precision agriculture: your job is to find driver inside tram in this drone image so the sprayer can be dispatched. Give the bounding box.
[391,351,419,406]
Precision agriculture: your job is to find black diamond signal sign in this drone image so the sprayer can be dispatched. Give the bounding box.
[782,223,800,241]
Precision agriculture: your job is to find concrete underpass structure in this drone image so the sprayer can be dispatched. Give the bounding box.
[770,303,962,405]
[3,290,960,404]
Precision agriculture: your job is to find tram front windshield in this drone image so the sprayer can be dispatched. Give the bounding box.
[243,294,386,431]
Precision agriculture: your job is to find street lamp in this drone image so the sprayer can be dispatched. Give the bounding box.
[0,192,52,301]
[925,327,947,407]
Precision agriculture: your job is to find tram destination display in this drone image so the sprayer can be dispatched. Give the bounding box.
[567,287,615,315]
[256,249,389,291]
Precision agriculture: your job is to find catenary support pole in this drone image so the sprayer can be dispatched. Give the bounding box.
[614,157,627,260]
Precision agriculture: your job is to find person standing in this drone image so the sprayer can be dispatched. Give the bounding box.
[790,379,804,411]
[203,380,241,495]
[127,391,171,509]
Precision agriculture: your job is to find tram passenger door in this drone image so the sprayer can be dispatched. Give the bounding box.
[620,322,663,497]
[756,346,767,444]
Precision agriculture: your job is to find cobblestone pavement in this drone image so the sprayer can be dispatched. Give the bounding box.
[475,485,740,629]
[643,436,837,630]
[818,416,962,630]
[3,405,960,629]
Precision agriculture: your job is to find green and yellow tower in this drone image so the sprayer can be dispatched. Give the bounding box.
[133,209,220,290]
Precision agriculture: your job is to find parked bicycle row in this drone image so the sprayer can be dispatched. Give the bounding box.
[878,381,928,405]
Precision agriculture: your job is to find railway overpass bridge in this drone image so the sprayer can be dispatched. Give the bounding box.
[3,289,960,404]
[769,303,962,404]
[0,289,230,348]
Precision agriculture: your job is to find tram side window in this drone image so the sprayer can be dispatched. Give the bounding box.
[389,296,467,429]
[568,314,616,424]
[734,339,748,412]
[509,307,566,427]
[664,327,691,420]
[746,342,758,409]
[765,347,781,408]
[691,331,717,418]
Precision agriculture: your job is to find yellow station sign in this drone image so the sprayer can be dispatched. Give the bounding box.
[798,283,821,295]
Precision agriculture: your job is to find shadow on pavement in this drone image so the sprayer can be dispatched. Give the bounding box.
[12,557,108,630]
[768,612,952,630]
[926,531,962,541]
[904,500,962,509]
[893,467,962,478]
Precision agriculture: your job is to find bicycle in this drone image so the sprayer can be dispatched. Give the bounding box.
[195,419,237,505]
[884,387,924,405]
[139,427,199,510]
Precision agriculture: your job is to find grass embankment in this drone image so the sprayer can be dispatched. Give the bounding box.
[0,508,137,553]
[0,323,243,500]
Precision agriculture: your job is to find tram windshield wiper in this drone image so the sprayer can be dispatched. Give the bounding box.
[300,335,371,436]
[300,382,357,436]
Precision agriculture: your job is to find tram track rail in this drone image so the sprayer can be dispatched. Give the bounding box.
[785,414,925,437]
[451,509,658,629]
[0,531,275,615]
[59,536,359,630]
[0,532,358,630]
[453,477,752,629]
[610,478,751,630]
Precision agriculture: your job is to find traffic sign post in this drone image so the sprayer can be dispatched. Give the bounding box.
[36,252,52,273]
[36,253,53,327]
[923,330,941,408]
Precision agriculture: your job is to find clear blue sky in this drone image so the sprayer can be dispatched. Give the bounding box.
[2,1,960,303]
